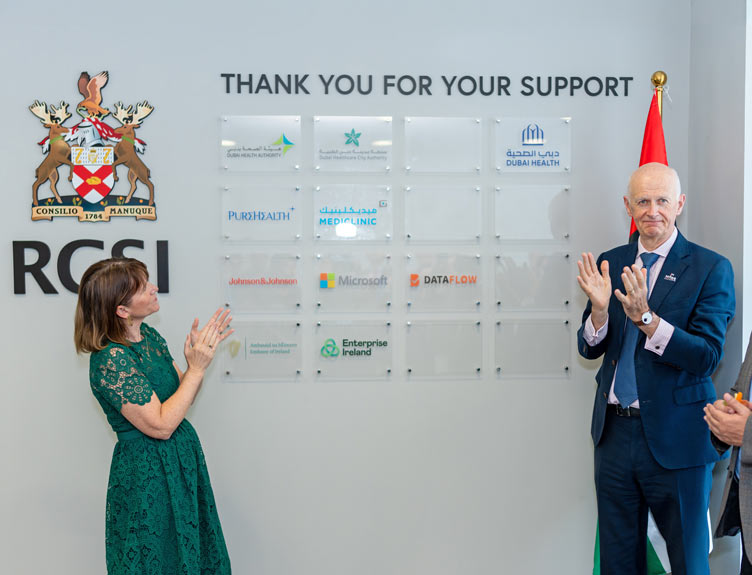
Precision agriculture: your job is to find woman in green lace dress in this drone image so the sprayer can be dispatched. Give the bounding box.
[74,257,233,575]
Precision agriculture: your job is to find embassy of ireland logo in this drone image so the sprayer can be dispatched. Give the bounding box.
[29,71,157,222]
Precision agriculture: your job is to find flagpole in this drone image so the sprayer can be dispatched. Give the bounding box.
[652,70,667,118]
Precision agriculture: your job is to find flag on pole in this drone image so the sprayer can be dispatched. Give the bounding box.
[593,87,671,575]
[630,91,668,242]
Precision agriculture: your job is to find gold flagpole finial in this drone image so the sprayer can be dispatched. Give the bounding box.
[651,71,667,118]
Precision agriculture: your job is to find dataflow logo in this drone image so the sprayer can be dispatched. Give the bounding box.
[320,338,340,357]
[521,124,545,146]
[410,274,478,286]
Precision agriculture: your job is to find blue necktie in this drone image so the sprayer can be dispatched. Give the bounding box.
[614,252,660,408]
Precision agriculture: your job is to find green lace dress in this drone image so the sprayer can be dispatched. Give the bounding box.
[89,323,231,575]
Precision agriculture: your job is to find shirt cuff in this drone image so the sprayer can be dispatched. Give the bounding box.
[583,314,609,346]
[644,318,674,356]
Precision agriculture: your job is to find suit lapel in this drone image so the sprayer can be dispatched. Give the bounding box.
[649,231,690,311]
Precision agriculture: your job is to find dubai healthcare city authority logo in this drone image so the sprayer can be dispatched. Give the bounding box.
[29,70,157,222]
[344,129,361,146]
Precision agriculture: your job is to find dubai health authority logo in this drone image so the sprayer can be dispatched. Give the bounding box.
[521,123,545,146]
[344,129,361,147]
[273,133,295,155]
[320,338,340,358]
[320,273,335,288]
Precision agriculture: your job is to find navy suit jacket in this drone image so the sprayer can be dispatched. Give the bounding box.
[577,230,735,469]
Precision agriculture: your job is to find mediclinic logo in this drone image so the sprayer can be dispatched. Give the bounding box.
[320,338,340,357]
[344,129,361,146]
[272,133,295,155]
[521,123,545,146]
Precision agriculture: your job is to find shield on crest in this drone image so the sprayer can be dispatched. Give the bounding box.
[71,146,115,203]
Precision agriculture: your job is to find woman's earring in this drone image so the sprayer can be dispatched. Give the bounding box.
[128,316,133,326]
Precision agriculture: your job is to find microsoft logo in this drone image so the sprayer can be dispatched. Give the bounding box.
[320,273,336,288]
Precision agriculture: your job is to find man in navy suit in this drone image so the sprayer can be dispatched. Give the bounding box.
[577,162,735,575]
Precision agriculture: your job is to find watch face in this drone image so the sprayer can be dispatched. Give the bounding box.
[641,311,653,325]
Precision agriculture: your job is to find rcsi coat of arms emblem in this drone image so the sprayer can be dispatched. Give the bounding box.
[29,71,156,222]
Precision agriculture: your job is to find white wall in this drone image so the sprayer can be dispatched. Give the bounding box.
[3,1,740,573]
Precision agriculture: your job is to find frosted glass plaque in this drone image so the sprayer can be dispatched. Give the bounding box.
[222,186,301,242]
[495,185,570,242]
[314,185,392,241]
[223,321,302,382]
[405,186,482,242]
[315,253,392,312]
[495,320,571,377]
[406,253,482,312]
[404,117,481,173]
[314,116,392,172]
[496,117,571,173]
[405,321,482,378]
[315,321,392,380]
[495,252,571,311]
[220,115,301,172]
[223,253,301,312]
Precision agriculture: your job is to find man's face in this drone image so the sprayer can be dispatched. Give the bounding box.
[624,168,685,247]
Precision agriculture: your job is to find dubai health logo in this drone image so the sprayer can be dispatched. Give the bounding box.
[272,133,295,155]
[320,338,340,358]
[344,128,361,147]
[521,123,545,146]
[320,273,336,288]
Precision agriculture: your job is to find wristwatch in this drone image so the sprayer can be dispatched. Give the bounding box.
[633,310,654,326]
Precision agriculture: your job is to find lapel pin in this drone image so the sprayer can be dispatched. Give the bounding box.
[664,273,677,282]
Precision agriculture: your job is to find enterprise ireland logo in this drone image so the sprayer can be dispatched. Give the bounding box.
[320,338,340,357]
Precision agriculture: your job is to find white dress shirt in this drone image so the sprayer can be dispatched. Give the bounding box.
[582,227,678,408]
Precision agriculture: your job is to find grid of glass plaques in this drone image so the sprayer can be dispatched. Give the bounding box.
[219,114,573,381]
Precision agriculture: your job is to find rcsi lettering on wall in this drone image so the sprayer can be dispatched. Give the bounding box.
[12,239,169,294]
[29,71,158,221]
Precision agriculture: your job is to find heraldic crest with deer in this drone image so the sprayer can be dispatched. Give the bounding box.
[29,71,156,221]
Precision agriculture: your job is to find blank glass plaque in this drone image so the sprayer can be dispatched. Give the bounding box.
[495,252,571,311]
[314,185,392,241]
[404,117,481,173]
[496,117,571,173]
[223,321,302,382]
[315,321,392,380]
[314,116,392,172]
[495,185,570,242]
[495,320,571,377]
[220,115,301,172]
[405,186,482,242]
[315,253,392,312]
[406,253,482,312]
[223,253,301,313]
[405,321,482,378]
[222,186,301,242]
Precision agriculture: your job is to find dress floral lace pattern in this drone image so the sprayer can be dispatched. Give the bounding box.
[89,324,231,574]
